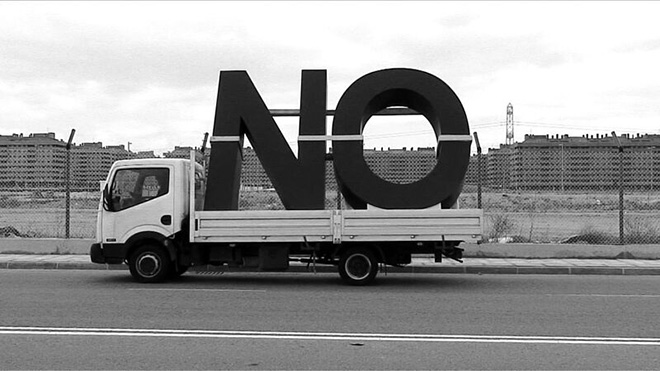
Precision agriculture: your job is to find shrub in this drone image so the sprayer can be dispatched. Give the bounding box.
[562,225,616,244]
[488,214,514,240]
[624,216,660,244]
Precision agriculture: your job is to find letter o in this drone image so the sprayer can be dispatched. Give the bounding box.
[332,68,471,209]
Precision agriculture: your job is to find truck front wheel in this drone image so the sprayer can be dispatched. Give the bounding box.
[338,248,378,286]
[128,244,172,283]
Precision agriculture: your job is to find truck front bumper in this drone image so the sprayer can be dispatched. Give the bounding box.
[90,243,124,264]
[90,243,105,263]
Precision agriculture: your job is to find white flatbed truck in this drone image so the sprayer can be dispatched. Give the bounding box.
[90,152,482,285]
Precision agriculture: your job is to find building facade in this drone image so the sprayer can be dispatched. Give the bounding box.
[0,133,156,191]
[483,133,660,191]
[4,131,660,194]
[0,133,67,190]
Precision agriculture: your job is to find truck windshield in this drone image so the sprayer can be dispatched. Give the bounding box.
[109,167,170,211]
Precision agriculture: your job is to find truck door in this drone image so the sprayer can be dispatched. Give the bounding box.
[102,166,174,243]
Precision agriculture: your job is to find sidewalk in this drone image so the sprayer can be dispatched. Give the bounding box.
[1,254,659,276]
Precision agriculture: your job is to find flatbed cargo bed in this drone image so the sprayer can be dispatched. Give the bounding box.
[193,209,483,244]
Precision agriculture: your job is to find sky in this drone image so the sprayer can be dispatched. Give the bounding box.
[1,1,659,155]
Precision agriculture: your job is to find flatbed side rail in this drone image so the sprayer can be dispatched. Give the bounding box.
[342,209,482,243]
[194,210,335,243]
[193,209,482,244]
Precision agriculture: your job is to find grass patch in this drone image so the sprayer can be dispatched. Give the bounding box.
[488,214,515,240]
[624,216,660,244]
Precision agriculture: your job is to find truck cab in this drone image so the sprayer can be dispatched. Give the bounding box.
[91,158,203,278]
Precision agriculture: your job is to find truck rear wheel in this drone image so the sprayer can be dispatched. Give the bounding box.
[128,244,172,283]
[339,248,378,286]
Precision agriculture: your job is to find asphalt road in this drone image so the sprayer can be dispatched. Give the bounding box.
[1,270,660,370]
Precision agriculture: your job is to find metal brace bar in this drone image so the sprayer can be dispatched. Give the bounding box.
[210,136,241,142]
[298,135,364,142]
[437,134,473,142]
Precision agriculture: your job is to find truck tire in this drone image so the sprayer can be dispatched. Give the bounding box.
[339,247,378,286]
[128,244,172,283]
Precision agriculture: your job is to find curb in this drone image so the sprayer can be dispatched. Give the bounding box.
[2,259,659,276]
[3,240,660,260]
[378,265,660,276]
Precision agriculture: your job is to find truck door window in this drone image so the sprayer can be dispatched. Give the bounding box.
[109,168,170,211]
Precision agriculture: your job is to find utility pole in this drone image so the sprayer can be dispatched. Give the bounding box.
[505,103,514,145]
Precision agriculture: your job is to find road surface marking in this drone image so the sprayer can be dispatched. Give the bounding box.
[548,294,660,298]
[128,288,267,293]
[1,327,659,346]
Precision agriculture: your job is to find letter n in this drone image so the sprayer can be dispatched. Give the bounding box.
[204,70,327,210]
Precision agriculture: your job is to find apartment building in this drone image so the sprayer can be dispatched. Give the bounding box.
[484,133,660,191]
[0,133,155,191]
[0,133,67,190]
[4,131,660,194]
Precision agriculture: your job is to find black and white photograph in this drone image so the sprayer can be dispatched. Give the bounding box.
[1,1,659,370]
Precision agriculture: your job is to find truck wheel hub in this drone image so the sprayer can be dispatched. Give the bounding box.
[345,254,371,280]
[137,254,160,277]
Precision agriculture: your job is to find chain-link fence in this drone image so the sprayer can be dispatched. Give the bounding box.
[0,145,105,239]
[467,133,660,245]
[2,133,660,244]
[0,188,100,239]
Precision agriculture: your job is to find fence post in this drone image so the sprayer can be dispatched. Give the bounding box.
[65,129,76,239]
[612,131,624,245]
[200,132,209,154]
[473,132,482,209]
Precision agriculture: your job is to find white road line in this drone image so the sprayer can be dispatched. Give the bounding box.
[127,288,267,293]
[1,327,659,346]
[548,294,660,298]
